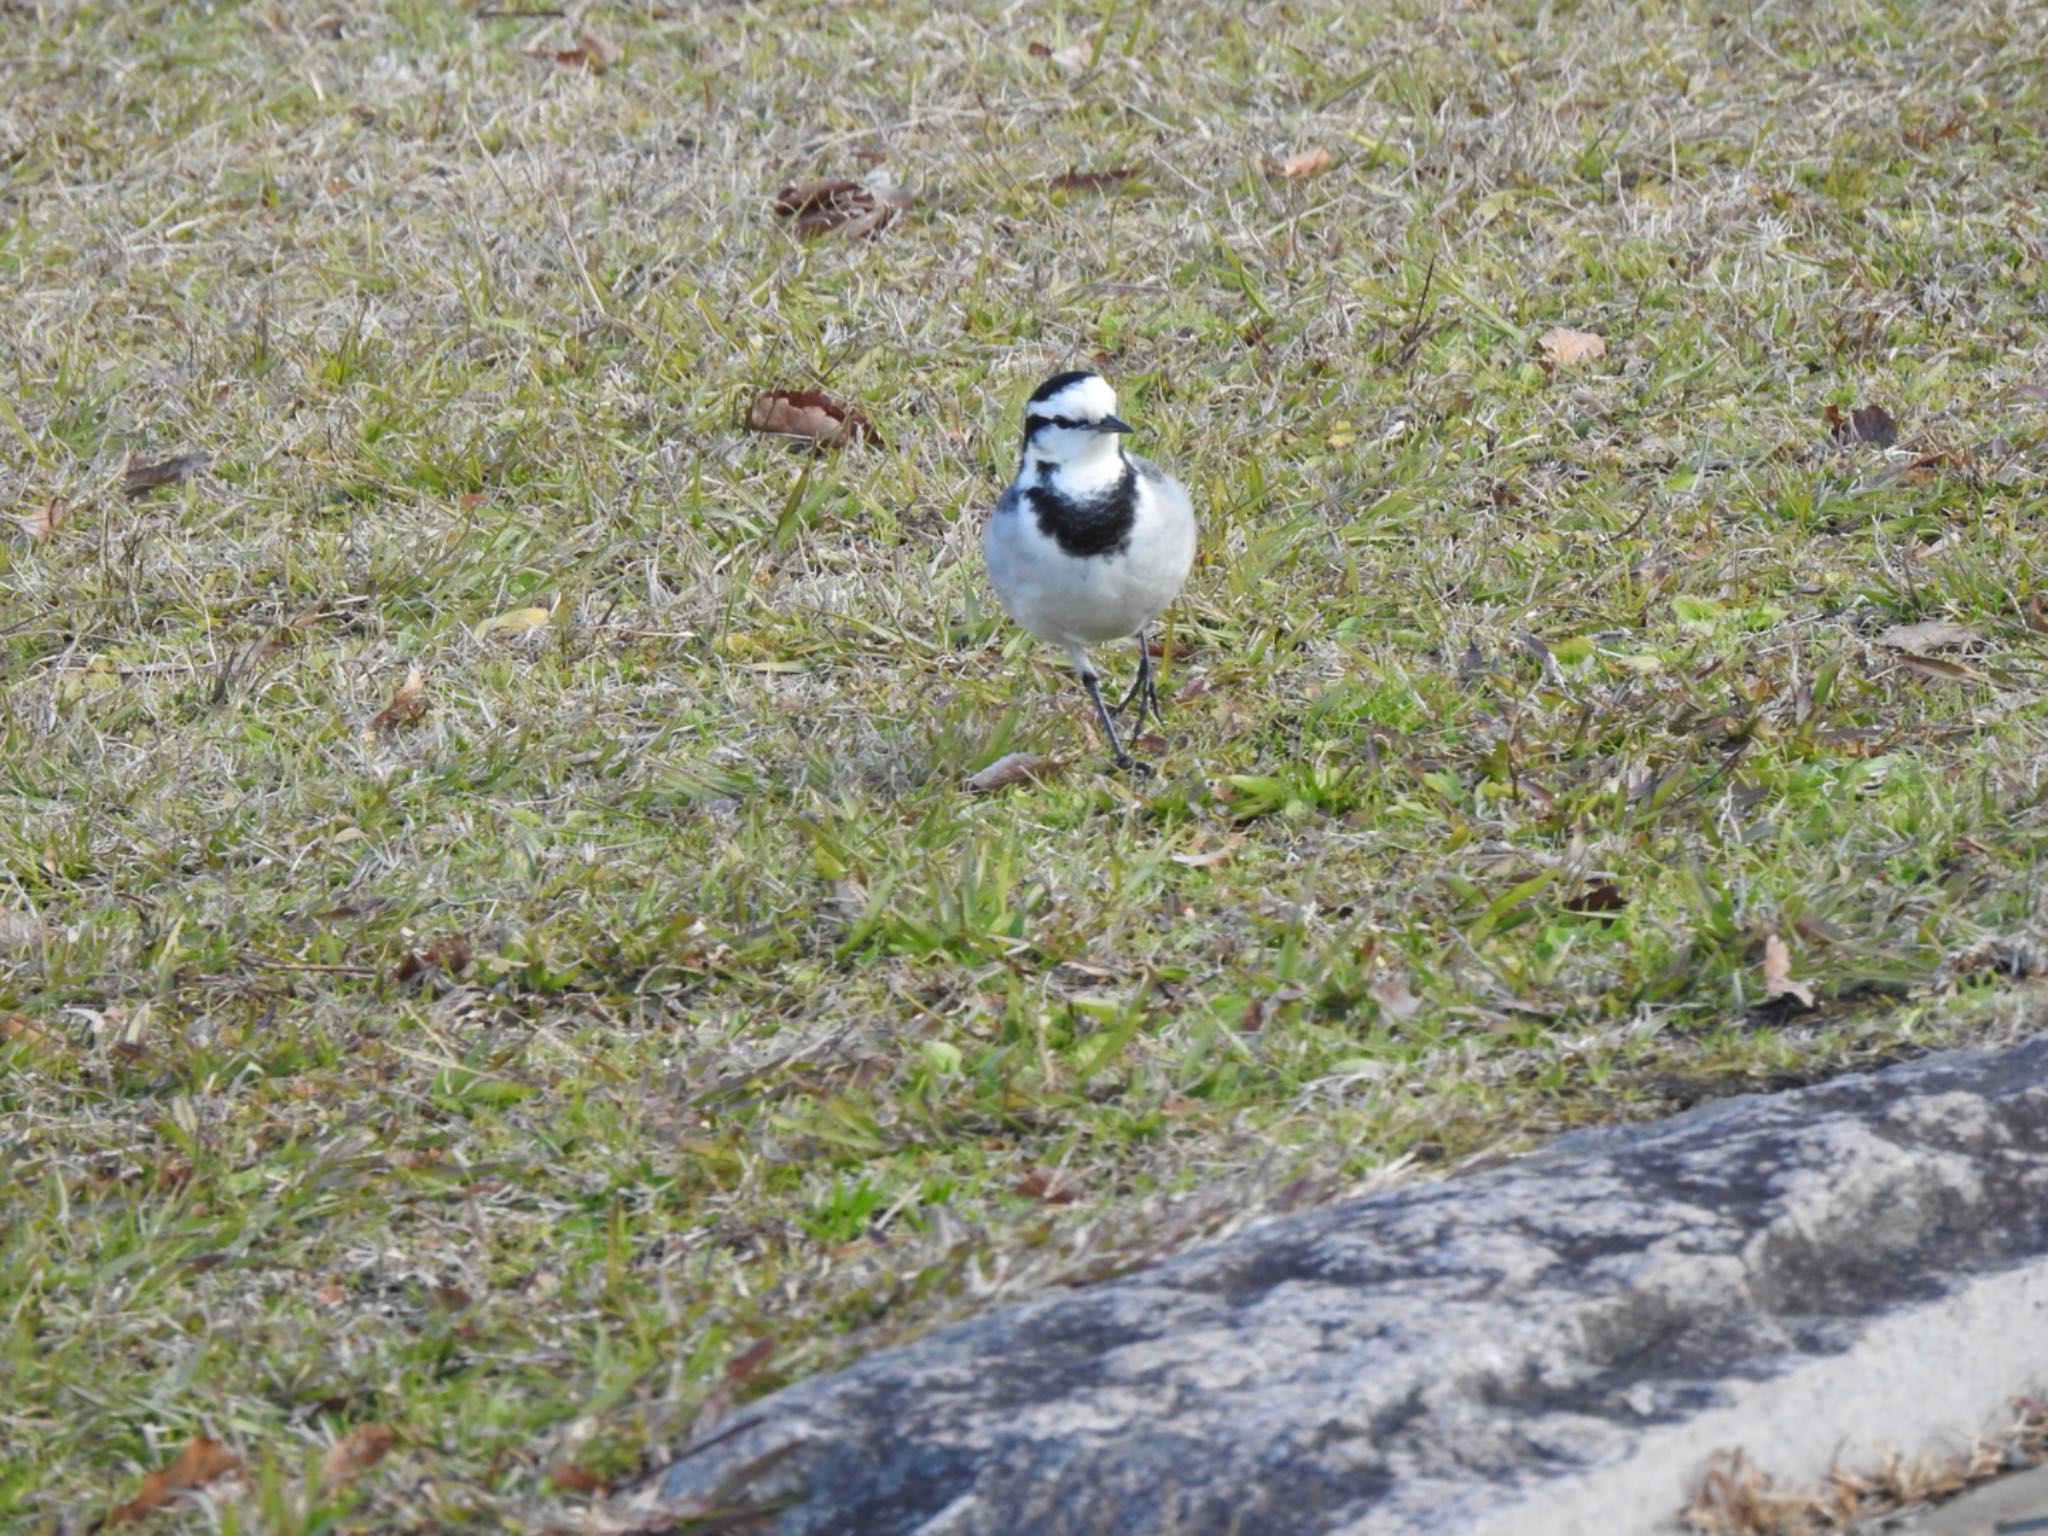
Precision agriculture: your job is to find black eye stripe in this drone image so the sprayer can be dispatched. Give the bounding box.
[1027,415,1087,430]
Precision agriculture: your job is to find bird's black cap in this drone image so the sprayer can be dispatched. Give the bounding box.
[1027,370,1101,408]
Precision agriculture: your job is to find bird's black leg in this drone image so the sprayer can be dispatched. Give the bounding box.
[1082,669,1150,775]
[1115,633,1164,739]
[1137,638,1163,733]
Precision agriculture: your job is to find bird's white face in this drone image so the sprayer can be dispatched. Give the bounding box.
[1021,372,1130,472]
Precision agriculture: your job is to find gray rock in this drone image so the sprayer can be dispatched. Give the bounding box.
[616,1039,2048,1535]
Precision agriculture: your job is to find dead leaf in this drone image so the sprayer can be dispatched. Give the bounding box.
[262,610,324,655]
[548,1463,610,1495]
[1014,1167,1081,1204]
[16,498,68,544]
[393,935,472,984]
[528,31,616,73]
[122,451,210,498]
[1369,971,1422,1022]
[1825,402,1899,446]
[363,665,427,741]
[107,1437,242,1526]
[964,752,1058,793]
[1878,620,1983,654]
[2012,383,2048,406]
[0,1013,56,1052]
[430,1282,472,1311]
[1762,933,1817,1011]
[474,605,554,640]
[1262,145,1333,179]
[724,1338,777,1386]
[1895,654,1979,683]
[1537,327,1607,367]
[1048,166,1137,193]
[771,178,910,239]
[1169,832,1246,868]
[1891,449,1968,484]
[1563,881,1627,919]
[321,1425,395,1485]
[744,388,878,448]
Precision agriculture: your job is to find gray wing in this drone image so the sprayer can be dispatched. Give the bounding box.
[986,479,1028,549]
[1128,453,1195,526]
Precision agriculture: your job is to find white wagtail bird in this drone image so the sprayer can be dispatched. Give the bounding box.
[983,370,1197,773]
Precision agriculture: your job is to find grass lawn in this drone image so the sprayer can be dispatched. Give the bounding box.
[5,0,2048,1528]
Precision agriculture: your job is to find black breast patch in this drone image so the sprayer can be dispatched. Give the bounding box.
[1027,458,1138,559]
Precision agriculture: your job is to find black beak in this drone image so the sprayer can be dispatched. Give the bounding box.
[1096,414,1134,434]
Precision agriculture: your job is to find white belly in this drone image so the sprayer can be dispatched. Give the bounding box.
[984,468,1196,650]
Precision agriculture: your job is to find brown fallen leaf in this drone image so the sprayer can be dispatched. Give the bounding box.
[0,1013,56,1053]
[724,1337,777,1386]
[363,664,427,741]
[1890,448,1969,484]
[1169,832,1246,868]
[1048,166,1137,193]
[16,498,68,544]
[1537,326,1607,366]
[107,1437,242,1526]
[1825,402,1899,447]
[548,1462,611,1495]
[744,388,878,448]
[1262,145,1333,179]
[772,178,910,239]
[1878,620,1983,654]
[262,610,325,655]
[1761,933,1817,1011]
[528,31,616,73]
[123,451,210,498]
[393,934,473,984]
[1895,653,1979,683]
[321,1425,396,1485]
[964,752,1058,792]
[1014,1166,1081,1204]
[1563,880,1627,919]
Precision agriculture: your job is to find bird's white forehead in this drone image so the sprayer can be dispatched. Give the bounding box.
[1028,374,1118,421]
